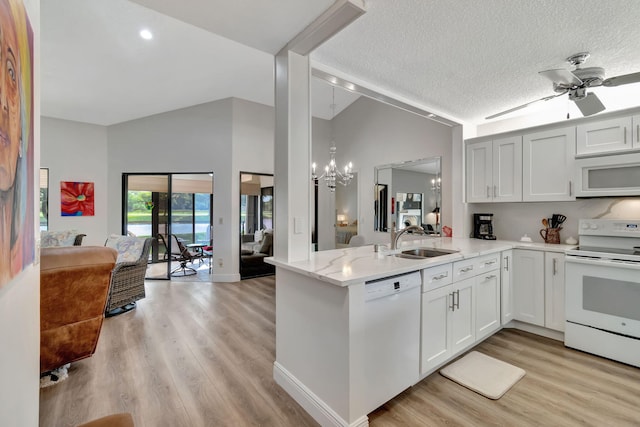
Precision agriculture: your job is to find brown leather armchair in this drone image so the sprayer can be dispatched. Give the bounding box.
[40,246,117,373]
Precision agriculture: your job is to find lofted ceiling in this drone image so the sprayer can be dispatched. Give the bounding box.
[42,0,640,127]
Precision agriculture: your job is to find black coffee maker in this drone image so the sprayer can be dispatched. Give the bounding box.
[473,213,496,240]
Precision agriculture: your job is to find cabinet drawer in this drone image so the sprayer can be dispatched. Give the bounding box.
[453,259,476,281]
[422,263,453,291]
[476,253,500,274]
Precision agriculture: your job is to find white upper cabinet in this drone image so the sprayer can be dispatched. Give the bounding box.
[576,116,633,156]
[493,137,523,202]
[466,136,522,203]
[466,141,492,202]
[522,127,576,202]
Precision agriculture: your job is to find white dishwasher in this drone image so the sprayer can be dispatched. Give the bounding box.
[363,271,421,413]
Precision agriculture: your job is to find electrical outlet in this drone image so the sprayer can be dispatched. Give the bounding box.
[219,217,223,225]
[218,258,223,267]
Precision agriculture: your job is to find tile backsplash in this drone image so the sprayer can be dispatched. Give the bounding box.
[468,197,640,244]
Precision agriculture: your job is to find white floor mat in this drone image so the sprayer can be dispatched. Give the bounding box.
[440,351,525,399]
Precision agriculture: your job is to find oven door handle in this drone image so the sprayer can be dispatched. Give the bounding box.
[566,256,640,271]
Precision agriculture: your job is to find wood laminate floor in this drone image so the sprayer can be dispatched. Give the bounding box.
[40,276,640,427]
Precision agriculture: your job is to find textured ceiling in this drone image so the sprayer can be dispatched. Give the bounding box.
[42,0,640,126]
[314,0,640,124]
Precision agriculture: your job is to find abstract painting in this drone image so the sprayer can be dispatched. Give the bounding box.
[61,181,95,216]
[0,0,34,289]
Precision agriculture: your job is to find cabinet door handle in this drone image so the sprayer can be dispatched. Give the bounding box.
[504,256,509,271]
[449,293,455,311]
[493,185,497,198]
[553,258,557,275]
[485,260,496,266]
[454,290,460,309]
[487,185,490,198]
[637,124,639,143]
[460,266,474,273]
[433,272,448,280]
[624,127,628,144]
[569,180,573,197]
[485,274,496,281]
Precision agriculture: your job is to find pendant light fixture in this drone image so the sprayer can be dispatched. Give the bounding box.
[311,86,353,192]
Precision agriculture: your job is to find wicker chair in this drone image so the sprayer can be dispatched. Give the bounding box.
[104,236,154,316]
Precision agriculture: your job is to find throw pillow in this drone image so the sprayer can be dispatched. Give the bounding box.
[241,249,253,256]
[259,233,273,255]
[105,236,145,263]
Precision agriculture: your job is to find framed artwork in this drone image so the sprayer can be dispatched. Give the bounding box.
[0,0,35,289]
[61,181,95,216]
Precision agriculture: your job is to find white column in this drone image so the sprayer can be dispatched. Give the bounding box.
[274,50,312,262]
[273,0,365,263]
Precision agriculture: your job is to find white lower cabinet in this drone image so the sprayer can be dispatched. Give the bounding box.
[501,250,514,324]
[512,249,566,332]
[420,277,475,375]
[544,252,566,332]
[513,249,545,326]
[451,278,476,352]
[421,284,454,374]
[420,253,506,376]
[475,270,501,341]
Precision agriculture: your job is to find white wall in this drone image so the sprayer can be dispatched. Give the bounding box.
[41,118,109,245]
[0,0,40,425]
[328,96,453,246]
[232,98,275,270]
[107,99,237,281]
[469,198,640,243]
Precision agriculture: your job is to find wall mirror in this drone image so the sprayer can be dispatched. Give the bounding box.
[374,157,441,234]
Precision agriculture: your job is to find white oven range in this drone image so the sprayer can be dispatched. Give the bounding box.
[565,219,640,367]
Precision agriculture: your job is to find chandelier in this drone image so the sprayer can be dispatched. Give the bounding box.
[431,176,441,192]
[311,86,353,192]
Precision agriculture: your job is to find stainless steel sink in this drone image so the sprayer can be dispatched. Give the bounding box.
[395,248,459,259]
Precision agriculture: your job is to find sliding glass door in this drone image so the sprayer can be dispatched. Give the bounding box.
[123,172,213,280]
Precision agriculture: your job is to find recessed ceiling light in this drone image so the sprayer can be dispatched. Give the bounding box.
[139,29,153,40]
[427,113,436,118]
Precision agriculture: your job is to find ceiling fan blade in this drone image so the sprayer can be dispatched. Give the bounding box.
[485,92,566,120]
[539,69,583,86]
[574,92,605,116]
[602,71,640,87]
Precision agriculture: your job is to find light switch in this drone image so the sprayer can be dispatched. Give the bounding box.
[294,217,304,234]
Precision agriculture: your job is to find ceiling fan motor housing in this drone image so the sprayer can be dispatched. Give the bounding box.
[573,67,605,87]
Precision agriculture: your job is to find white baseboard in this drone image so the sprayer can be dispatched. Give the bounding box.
[210,273,241,282]
[273,362,369,427]
[505,320,564,342]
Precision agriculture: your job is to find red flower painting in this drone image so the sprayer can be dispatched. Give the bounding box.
[61,181,95,216]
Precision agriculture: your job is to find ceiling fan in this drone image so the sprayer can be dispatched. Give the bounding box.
[486,52,640,120]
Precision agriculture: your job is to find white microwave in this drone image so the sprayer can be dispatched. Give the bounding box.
[575,152,640,197]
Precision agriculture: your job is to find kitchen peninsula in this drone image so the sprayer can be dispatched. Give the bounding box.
[267,238,573,427]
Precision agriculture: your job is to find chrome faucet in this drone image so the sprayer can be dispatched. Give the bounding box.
[390,221,426,250]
